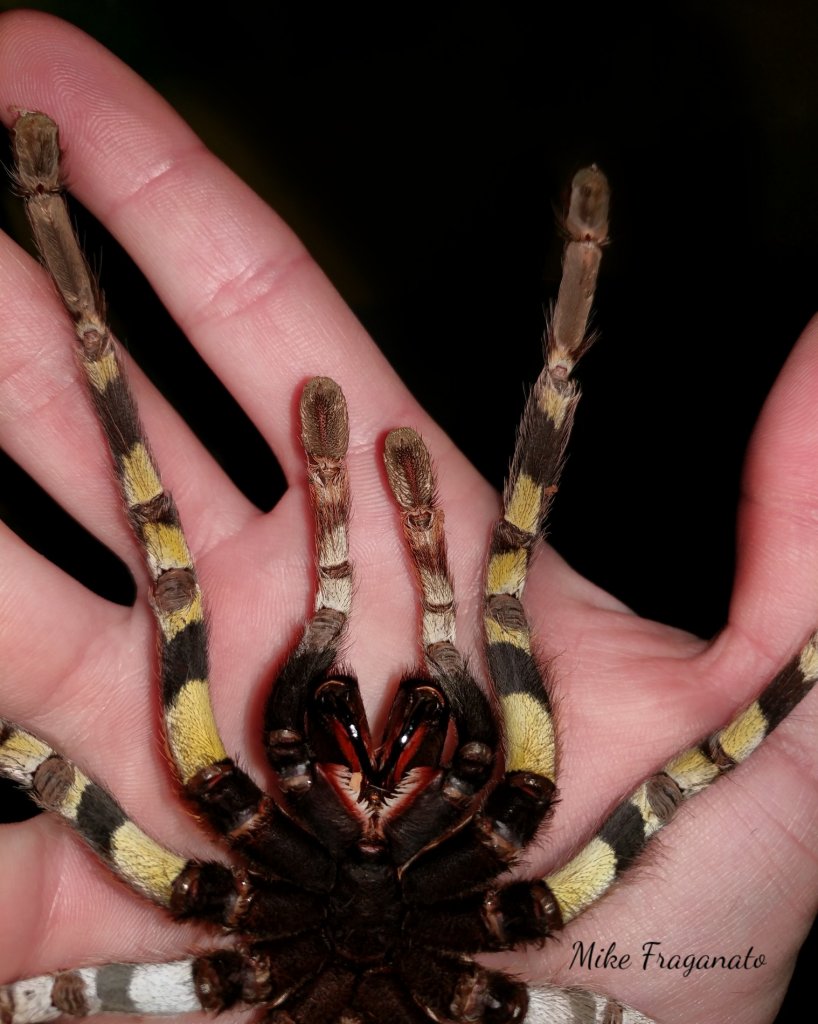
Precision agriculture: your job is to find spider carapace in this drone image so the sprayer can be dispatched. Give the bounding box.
[1,112,816,1024]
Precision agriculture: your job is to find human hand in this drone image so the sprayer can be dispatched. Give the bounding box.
[0,11,816,1024]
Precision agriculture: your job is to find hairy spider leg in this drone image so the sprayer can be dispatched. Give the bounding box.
[392,636,818,1024]
[12,111,343,896]
[10,113,275,838]
[3,115,358,1021]
[0,723,337,1022]
[1,954,653,1024]
[0,935,338,1024]
[401,168,610,905]
[0,722,191,909]
[381,428,500,861]
[263,378,352,771]
[406,634,818,969]
[519,631,818,940]
[261,376,375,855]
[1,960,209,1022]
[484,166,609,803]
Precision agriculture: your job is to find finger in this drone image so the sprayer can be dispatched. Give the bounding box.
[0,815,211,999]
[0,522,118,712]
[713,315,818,693]
[536,718,818,1024]
[0,11,423,481]
[0,524,195,835]
[0,165,258,574]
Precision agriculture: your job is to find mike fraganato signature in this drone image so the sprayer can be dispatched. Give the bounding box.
[569,941,766,979]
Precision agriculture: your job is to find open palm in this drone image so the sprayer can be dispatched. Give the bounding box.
[0,12,816,1024]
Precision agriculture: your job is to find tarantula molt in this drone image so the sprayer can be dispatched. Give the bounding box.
[0,111,815,1024]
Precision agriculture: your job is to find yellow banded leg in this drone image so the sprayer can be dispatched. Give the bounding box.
[0,720,276,928]
[540,633,818,926]
[10,113,266,833]
[0,721,189,907]
[79,328,224,787]
[484,167,609,790]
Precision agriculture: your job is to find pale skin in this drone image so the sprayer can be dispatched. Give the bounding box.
[0,11,816,1024]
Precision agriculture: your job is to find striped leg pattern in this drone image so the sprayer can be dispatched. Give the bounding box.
[1,961,205,1024]
[11,112,264,839]
[460,633,818,957]
[397,170,611,905]
[0,935,331,1024]
[258,376,378,859]
[0,725,323,1019]
[6,103,811,1024]
[539,633,818,929]
[0,722,190,908]
[0,722,330,931]
[484,166,609,809]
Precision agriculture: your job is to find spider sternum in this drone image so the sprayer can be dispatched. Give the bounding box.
[327,853,403,965]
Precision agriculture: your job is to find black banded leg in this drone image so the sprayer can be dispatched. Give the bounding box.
[420,168,613,903]
[0,721,326,928]
[0,721,194,910]
[0,936,329,1024]
[382,429,499,860]
[11,112,260,833]
[484,167,610,820]
[402,168,610,900]
[482,633,818,941]
[0,960,206,1024]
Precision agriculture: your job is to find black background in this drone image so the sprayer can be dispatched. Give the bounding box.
[0,2,816,1019]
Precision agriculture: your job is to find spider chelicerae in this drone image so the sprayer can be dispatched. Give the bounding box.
[0,30,817,1024]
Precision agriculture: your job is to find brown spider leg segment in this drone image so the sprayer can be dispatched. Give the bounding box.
[382,429,498,861]
[0,936,331,1024]
[10,112,268,837]
[382,429,458,667]
[10,112,336,898]
[263,378,363,850]
[351,973,448,1024]
[397,951,527,1024]
[0,722,327,931]
[402,170,610,905]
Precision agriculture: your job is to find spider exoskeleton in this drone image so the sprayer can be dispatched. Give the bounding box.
[0,111,815,1024]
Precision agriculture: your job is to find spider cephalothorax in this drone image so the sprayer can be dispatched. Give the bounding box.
[1,111,816,1024]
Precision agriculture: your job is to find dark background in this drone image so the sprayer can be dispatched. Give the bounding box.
[0,2,816,1019]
